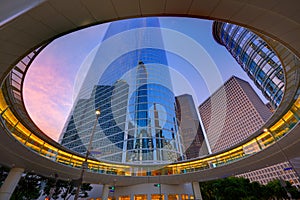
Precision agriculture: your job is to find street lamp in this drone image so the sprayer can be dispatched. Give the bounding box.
[74,109,101,200]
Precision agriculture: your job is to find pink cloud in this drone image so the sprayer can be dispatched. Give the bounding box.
[23,54,75,141]
[22,23,109,142]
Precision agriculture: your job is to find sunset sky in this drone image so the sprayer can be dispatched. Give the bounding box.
[23,17,266,141]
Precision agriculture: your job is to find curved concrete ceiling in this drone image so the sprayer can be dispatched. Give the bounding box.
[0,0,299,186]
[1,0,300,80]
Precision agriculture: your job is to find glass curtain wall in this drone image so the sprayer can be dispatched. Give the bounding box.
[212,22,284,109]
[60,18,184,164]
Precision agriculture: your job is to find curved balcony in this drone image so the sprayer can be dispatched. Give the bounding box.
[0,0,299,186]
[0,27,299,181]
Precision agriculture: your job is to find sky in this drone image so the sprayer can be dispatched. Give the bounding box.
[23,17,267,141]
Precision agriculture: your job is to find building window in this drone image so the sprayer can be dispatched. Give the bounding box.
[151,194,164,200]
[134,194,147,200]
[181,194,189,200]
[119,196,130,200]
[168,194,179,200]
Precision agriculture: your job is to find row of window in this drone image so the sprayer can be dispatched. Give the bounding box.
[218,22,285,108]
[62,126,180,146]
[98,49,170,85]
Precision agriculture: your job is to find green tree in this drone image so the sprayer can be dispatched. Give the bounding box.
[250,181,270,199]
[200,180,215,200]
[43,178,93,200]
[1,167,44,199]
[212,177,249,199]
[286,181,300,199]
[266,179,287,199]
[43,177,61,200]
[10,172,44,200]
[1,167,93,199]
[0,166,9,187]
[266,179,300,199]
[60,180,76,200]
[200,177,271,200]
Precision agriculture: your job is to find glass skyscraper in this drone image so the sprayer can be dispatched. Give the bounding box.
[176,94,209,159]
[60,18,184,164]
[212,22,284,109]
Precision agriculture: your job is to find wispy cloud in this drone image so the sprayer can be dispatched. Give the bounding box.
[24,55,74,141]
[23,23,109,142]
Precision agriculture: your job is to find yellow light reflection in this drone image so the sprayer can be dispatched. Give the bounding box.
[295,97,300,108]
[15,123,31,136]
[0,86,299,177]
[283,110,294,122]
[2,108,18,125]
[270,119,285,132]
[0,90,8,111]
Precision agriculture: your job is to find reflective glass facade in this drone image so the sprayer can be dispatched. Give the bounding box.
[176,94,209,159]
[213,22,284,109]
[60,18,184,164]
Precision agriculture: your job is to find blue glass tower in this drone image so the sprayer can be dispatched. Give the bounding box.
[60,18,184,164]
[212,22,284,109]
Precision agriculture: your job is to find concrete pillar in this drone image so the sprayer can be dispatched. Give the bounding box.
[0,167,24,200]
[101,184,109,200]
[192,182,203,200]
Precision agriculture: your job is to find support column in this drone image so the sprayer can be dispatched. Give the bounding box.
[0,167,24,200]
[101,184,109,200]
[192,182,203,200]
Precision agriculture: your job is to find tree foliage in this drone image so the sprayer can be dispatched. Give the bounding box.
[266,179,300,200]
[10,173,44,200]
[0,166,92,200]
[43,178,93,200]
[1,166,43,199]
[0,166,9,187]
[200,177,300,200]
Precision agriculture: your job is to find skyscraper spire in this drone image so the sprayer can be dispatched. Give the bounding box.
[60,18,183,164]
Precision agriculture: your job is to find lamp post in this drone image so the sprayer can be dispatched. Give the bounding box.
[154,174,162,200]
[74,109,101,200]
